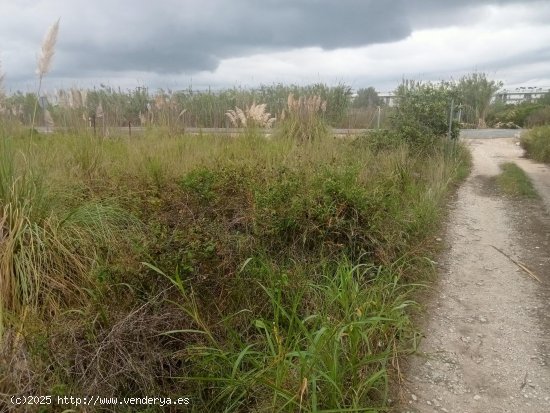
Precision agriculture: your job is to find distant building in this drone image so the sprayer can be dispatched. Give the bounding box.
[494,87,549,105]
[378,92,396,107]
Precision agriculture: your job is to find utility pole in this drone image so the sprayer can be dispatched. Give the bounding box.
[447,98,455,139]
[376,106,381,130]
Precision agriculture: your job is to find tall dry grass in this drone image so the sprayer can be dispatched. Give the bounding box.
[0,136,139,338]
[0,60,5,98]
[0,60,5,119]
[278,94,328,141]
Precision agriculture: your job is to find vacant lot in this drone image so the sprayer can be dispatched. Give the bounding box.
[0,118,469,412]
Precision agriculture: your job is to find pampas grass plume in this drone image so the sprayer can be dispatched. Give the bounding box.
[31,18,61,141]
[37,19,60,77]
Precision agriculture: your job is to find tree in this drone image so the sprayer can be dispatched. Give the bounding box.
[392,80,459,147]
[353,87,380,107]
[457,73,502,128]
[538,91,550,105]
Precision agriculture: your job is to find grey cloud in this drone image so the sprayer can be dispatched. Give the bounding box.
[0,0,547,89]
[56,0,413,74]
[31,0,546,75]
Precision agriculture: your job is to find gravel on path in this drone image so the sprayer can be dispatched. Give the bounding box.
[398,137,550,413]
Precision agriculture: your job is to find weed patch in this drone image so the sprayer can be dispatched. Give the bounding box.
[0,129,470,411]
[496,162,539,198]
[521,126,550,164]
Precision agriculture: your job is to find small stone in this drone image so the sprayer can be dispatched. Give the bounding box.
[411,394,417,401]
[474,394,481,401]
[426,400,432,405]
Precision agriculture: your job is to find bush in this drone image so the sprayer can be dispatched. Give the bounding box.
[392,81,459,148]
[526,107,550,127]
[354,129,403,154]
[521,125,550,163]
[487,102,546,127]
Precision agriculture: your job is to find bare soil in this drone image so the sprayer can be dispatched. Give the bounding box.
[397,137,550,412]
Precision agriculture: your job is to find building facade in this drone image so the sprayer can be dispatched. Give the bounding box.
[494,87,549,105]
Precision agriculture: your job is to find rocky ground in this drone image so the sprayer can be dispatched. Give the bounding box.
[397,137,550,412]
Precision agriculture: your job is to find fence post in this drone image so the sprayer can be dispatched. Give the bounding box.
[447,98,454,139]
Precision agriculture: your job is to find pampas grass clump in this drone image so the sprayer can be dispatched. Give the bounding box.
[226,102,276,128]
[278,94,329,142]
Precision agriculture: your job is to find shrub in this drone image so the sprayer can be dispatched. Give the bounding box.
[487,102,546,127]
[521,125,550,163]
[392,81,459,149]
[526,107,550,128]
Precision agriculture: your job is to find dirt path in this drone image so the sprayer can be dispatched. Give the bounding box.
[398,137,550,412]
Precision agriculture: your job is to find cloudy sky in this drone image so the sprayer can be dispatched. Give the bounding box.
[1,0,549,93]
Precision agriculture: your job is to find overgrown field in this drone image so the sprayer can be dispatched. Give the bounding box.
[521,125,550,164]
[0,107,469,411]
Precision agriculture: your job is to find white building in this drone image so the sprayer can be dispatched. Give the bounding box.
[378,92,396,107]
[494,87,549,105]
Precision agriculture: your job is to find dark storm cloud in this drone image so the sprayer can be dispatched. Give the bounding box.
[1,0,548,89]
[39,0,544,75]
[55,0,412,74]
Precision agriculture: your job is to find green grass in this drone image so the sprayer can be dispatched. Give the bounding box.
[521,125,550,164]
[0,122,470,412]
[496,162,539,198]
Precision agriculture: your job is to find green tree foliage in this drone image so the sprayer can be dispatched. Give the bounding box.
[538,91,550,106]
[352,87,380,108]
[392,80,459,147]
[487,102,547,127]
[457,73,502,128]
